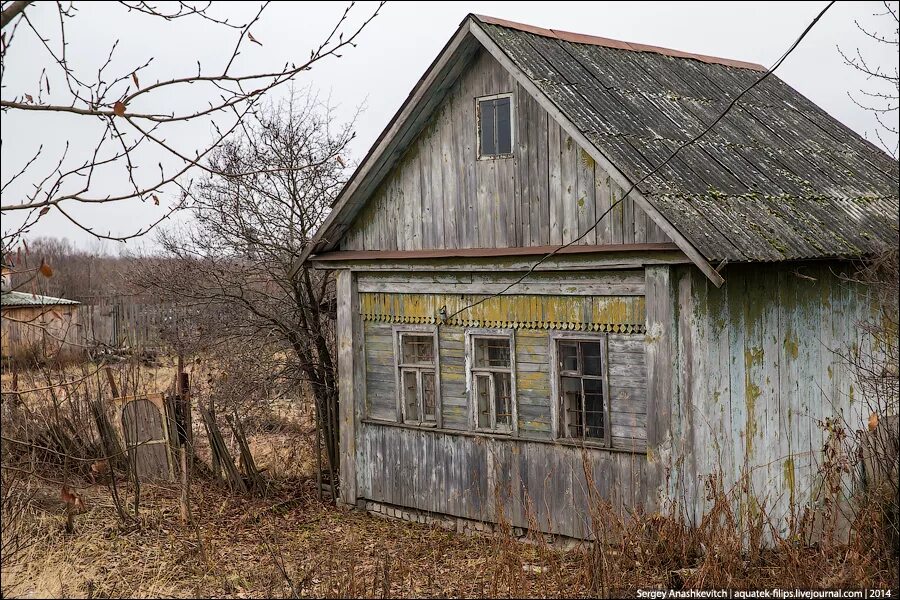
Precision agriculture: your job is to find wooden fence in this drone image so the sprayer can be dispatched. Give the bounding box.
[2,297,193,357]
[76,298,192,349]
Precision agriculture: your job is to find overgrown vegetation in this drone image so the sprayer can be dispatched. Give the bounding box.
[1,348,898,598]
[131,90,349,494]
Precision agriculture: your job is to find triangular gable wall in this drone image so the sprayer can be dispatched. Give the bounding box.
[340,48,670,252]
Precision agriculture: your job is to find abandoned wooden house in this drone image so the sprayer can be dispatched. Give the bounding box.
[302,15,900,539]
[1,262,82,359]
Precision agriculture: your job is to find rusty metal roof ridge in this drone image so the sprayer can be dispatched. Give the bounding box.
[472,14,768,72]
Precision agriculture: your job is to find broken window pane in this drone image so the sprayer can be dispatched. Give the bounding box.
[495,372,512,429]
[557,338,608,441]
[475,374,491,429]
[474,337,510,368]
[561,376,583,438]
[559,342,578,372]
[583,378,605,439]
[583,342,603,376]
[422,371,436,421]
[402,369,419,422]
[402,335,434,364]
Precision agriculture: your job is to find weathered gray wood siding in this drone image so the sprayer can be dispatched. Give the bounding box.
[363,321,646,444]
[661,262,876,536]
[356,423,649,539]
[341,48,670,251]
[350,261,877,540]
[355,269,652,535]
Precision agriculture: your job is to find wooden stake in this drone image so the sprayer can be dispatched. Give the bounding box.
[105,366,120,399]
[177,352,192,526]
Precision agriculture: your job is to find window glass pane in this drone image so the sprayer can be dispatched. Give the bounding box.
[559,342,578,372]
[496,97,511,154]
[474,337,510,368]
[402,335,434,364]
[422,371,436,421]
[495,372,512,429]
[582,342,603,376]
[479,100,496,156]
[583,378,605,439]
[475,374,491,428]
[402,370,419,422]
[561,376,583,437]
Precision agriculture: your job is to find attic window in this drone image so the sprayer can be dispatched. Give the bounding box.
[477,93,513,158]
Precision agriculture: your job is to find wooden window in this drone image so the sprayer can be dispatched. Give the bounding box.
[550,333,611,445]
[476,93,514,159]
[393,326,440,426]
[466,329,516,433]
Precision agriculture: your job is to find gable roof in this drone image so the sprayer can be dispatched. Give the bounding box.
[302,14,899,281]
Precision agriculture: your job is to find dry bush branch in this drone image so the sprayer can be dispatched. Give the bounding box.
[1,1,384,245]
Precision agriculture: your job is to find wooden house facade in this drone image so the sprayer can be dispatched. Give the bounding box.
[1,263,82,360]
[304,15,900,539]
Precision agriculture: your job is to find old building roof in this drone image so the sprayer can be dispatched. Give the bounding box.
[476,16,899,263]
[1,291,80,308]
[303,14,899,272]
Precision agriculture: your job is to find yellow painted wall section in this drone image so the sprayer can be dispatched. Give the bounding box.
[359,292,645,333]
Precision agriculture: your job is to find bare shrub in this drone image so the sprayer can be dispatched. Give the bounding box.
[133,89,350,496]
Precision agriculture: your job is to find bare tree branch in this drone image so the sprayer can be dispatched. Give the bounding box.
[1,1,384,247]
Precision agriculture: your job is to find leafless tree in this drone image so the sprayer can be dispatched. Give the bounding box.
[5,236,133,300]
[132,89,350,497]
[839,0,900,157]
[0,1,382,246]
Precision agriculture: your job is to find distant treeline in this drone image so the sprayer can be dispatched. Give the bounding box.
[7,237,142,301]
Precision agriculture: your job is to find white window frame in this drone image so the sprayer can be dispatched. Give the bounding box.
[392,324,441,427]
[549,331,611,446]
[465,328,517,435]
[475,92,515,160]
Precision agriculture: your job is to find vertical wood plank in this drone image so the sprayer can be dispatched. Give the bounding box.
[634,201,649,243]
[609,180,625,244]
[560,132,578,244]
[534,98,551,246]
[595,171,613,244]
[516,86,535,246]
[576,149,597,245]
[440,99,459,249]
[677,268,699,524]
[547,122,562,246]
[645,265,674,504]
[336,269,360,505]
[419,127,434,249]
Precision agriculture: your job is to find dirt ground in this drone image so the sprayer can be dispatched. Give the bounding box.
[3,476,604,599]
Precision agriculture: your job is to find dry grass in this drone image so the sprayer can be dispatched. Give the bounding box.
[3,451,897,598]
[2,356,897,598]
[3,478,581,598]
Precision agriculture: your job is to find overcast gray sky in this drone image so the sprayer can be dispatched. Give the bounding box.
[2,1,898,252]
